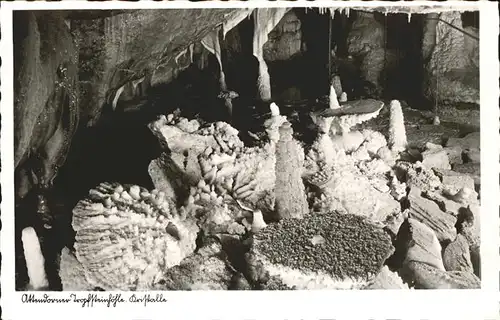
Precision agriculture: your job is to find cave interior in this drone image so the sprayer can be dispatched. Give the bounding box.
[13,7,480,291]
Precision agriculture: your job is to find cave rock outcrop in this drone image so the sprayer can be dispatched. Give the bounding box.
[423,12,479,104]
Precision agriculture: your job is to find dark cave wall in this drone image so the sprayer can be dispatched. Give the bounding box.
[13,8,246,202]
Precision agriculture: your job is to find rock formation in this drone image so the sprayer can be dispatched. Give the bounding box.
[274,122,309,220]
[246,211,394,289]
[13,6,483,293]
[69,182,199,290]
[423,12,479,104]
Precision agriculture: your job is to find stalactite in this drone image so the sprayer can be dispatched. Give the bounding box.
[201,27,227,91]
[222,9,254,39]
[253,8,289,102]
[22,227,49,290]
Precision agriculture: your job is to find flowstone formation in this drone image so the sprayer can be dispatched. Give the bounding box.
[246,211,394,289]
[66,182,199,291]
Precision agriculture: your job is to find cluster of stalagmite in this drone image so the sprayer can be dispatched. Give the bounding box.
[53,94,480,291]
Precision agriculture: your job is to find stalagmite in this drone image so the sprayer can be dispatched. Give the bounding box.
[339,92,348,103]
[274,122,309,220]
[253,8,289,101]
[251,210,268,233]
[388,100,408,153]
[22,227,49,290]
[433,115,441,125]
[329,84,340,109]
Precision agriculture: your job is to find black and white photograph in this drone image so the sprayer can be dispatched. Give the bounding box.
[1,0,499,319]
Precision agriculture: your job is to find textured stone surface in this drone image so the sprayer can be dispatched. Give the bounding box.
[73,9,248,126]
[14,11,80,202]
[433,168,476,192]
[406,261,480,289]
[405,125,460,150]
[443,234,473,273]
[313,169,401,224]
[71,182,199,291]
[247,212,394,289]
[457,205,480,276]
[346,12,386,95]
[463,148,480,163]
[446,132,480,150]
[365,266,409,290]
[443,146,463,165]
[263,10,303,61]
[14,11,79,168]
[421,147,451,170]
[423,12,479,104]
[452,163,480,186]
[274,122,308,220]
[397,162,442,193]
[405,218,445,271]
[407,187,457,242]
[59,247,96,291]
[152,240,240,290]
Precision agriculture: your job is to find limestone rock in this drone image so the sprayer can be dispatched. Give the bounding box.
[423,190,464,217]
[406,125,460,150]
[443,146,463,165]
[443,234,473,273]
[346,12,385,94]
[148,154,194,204]
[74,8,247,126]
[314,169,400,224]
[446,132,480,151]
[452,163,480,186]
[152,239,240,290]
[14,11,79,168]
[421,146,451,170]
[365,266,409,289]
[423,12,479,104]
[263,10,303,61]
[405,218,445,271]
[59,247,94,291]
[406,261,480,289]
[457,205,480,276]
[396,162,442,193]
[432,168,476,192]
[247,212,394,289]
[274,122,308,220]
[71,182,200,291]
[407,187,457,242]
[463,148,480,163]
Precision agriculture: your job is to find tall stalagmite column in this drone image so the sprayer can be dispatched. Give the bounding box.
[253,8,288,102]
[274,122,309,220]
